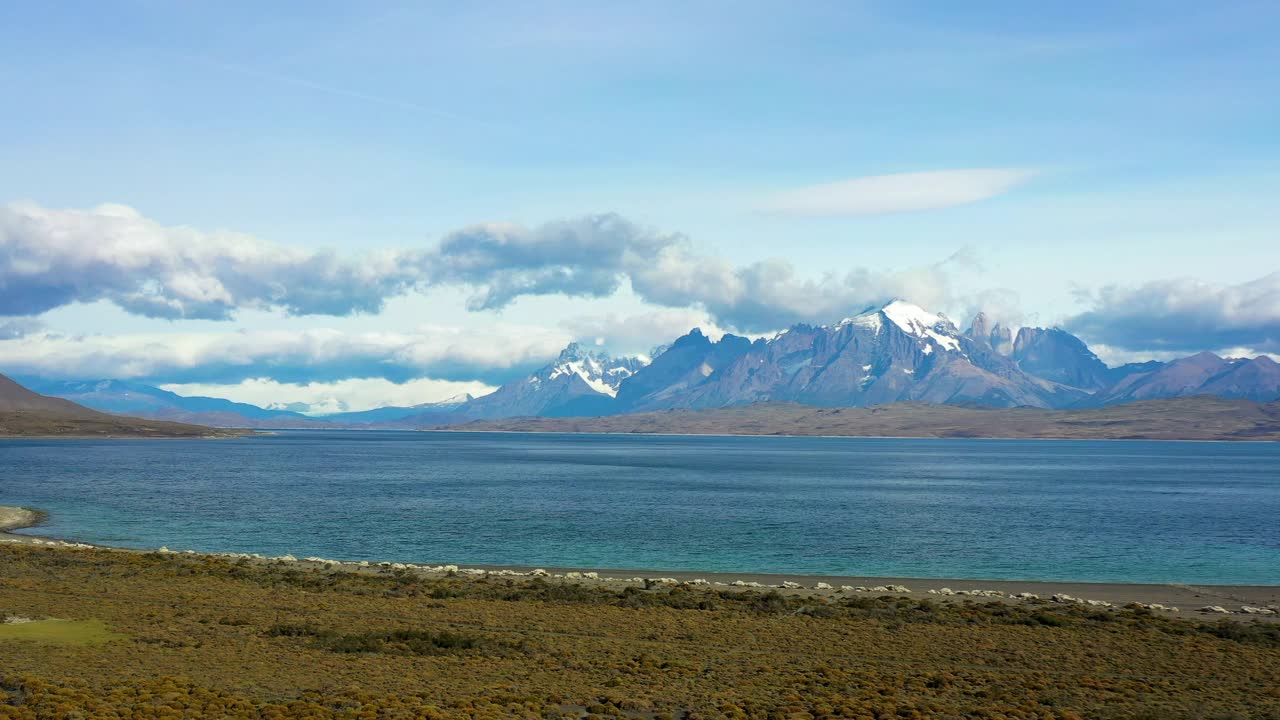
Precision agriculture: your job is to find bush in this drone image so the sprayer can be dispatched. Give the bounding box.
[264,623,324,638]
[309,628,497,656]
[1021,611,1067,627]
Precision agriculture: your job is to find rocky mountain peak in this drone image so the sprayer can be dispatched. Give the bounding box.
[670,328,711,350]
[990,323,1014,355]
[967,312,994,343]
[966,312,1015,355]
[1010,326,1111,390]
[835,300,962,354]
[556,342,603,364]
[1182,351,1226,367]
[543,343,649,398]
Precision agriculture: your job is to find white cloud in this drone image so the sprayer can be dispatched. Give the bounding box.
[160,377,495,415]
[0,324,571,385]
[758,168,1036,217]
[0,201,428,319]
[0,317,43,340]
[629,247,981,331]
[1066,272,1280,353]
[3,201,984,334]
[560,308,733,355]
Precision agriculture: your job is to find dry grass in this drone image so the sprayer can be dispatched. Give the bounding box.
[1,544,1278,719]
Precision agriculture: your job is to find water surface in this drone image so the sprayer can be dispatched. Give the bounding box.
[2,431,1277,584]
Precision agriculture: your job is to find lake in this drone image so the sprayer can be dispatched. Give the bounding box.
[2,431,1278,584]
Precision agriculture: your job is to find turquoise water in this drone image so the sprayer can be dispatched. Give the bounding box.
[2,431,1278,584]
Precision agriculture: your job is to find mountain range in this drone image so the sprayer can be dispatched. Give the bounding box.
[12,300,1280,428]
[13,378,474,429]
[0,373,236,437]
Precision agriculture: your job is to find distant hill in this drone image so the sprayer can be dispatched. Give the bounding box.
[14,377,324,429]
[433,396,1280,442]
[1085,353,1280,406]
[0,373,239,438]
[316,394,475,425]
[15,377,475,429]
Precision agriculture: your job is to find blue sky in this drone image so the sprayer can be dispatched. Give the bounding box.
[1,1,1278,411]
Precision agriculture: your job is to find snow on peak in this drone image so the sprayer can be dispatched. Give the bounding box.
[550,360,618,397]
[880,300,961,353]
[543,343,650,398]
[416,393,473,408]
[882,300,943,332]
[835,300,961,352]
[837,308,884,332]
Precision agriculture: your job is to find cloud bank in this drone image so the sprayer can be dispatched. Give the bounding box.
[0,317,42,340]
[758,169,1036,217]
[1066,272,1280,354]
[559,308,734,357]
[0,325,571,386]
[0,202,434,320]
[159,377,493,415]
[2,201,974,333]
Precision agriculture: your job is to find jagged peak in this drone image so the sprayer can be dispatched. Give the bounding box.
[967,311,993,340]
[540,342,652,398]
[670,327,712,349]
[556,341,600,364]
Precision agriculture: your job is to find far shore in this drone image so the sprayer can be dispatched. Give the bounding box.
[422,427,1275,444]
[3,505,1276,621]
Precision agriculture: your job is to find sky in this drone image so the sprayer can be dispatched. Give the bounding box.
[1,1,1278,412]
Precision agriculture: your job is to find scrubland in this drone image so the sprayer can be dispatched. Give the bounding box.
[1,544,1278,719]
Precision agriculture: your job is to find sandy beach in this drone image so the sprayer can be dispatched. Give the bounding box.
[4,504,1276,621]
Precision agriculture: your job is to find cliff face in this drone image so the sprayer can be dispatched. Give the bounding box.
[1010,327,1113,390]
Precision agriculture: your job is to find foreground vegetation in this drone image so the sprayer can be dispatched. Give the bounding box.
[1,544,1278,719]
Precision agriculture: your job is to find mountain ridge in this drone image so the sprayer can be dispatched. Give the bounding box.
[17,299,1280,428]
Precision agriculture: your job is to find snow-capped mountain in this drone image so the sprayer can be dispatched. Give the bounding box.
[614,300,1090,411]
[540,343,645,398]
[438,343,650,420]
[314,394,476,424]
[20,300,1280,428]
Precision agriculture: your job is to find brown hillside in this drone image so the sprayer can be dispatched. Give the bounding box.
[436,396,1280,442]
[0,372,245,438]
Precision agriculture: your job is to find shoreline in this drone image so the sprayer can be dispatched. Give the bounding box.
[425,427,1277,443]
[0,430,255,440]
[0,506,46,533]
[3,505,1276,621]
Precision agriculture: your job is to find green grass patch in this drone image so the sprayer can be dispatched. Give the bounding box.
[0,619,126,645]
